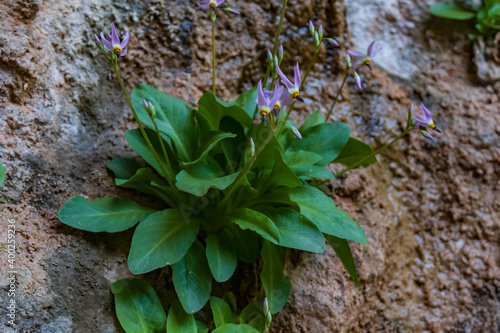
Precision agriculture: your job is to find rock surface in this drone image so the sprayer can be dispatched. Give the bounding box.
[1,0,499,332]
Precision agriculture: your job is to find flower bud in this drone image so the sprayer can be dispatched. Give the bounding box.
[308,20,315,36]
[224,8,240,15]
[420,130,433,140]
[326,38,339,48]
[290,125,302,139]
[353,71,362,90]
[264,297,272,331]
[267,49,273,63]
[346,54,352,68]
[278,44,284,63]
[314,31,319,48]
[407,103,416,129]
[248,138,255,157]
[143,99,156,119]
[318,25,323,40]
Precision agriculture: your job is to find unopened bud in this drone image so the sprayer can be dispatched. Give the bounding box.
[314,31,319,48]
[248,138,255,157]
[143,99,156,119]
[224,8,240,15]
[326,38,340,48]
[264,297,272,331]
[407,103,416,129]
[420,130,434,140]
[318,25,323,40]
[278,44,284,63]
[267,49,273,63]
[353,71,362,90]
[291,126,302,139]
[308,20,315,36]
[346,54,352,68]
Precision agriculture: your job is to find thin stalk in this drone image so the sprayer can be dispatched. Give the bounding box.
[151,118,176,189]
[216,127,276,212]
[325,71,349,121]
[334,129,411,178]
[262,0,288,88]
[276,47,319,136]
[113,66,171,182]
[211,14,216,94]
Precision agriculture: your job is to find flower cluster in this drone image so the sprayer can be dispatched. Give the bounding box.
[253,62,303,129]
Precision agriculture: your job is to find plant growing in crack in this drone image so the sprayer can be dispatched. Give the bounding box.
[58,2,442,332]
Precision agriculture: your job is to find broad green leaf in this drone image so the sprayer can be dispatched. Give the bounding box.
[239,298,265,332]
[197,93,253,134]
[131,84,197,161]
[227,225,260,263]
[260,241,290,314]
[212,324,260,333]
[172,240,212,314]
[294,165,336,180]
[128,209,200,274]
[332,138,377,168]
[181,131,236,168]
[230,87,258,119]
[287,186,367,245]
[259,207,326,253]
[206,230,237,282]
[430,3,475,20]
[167,299,197,333]
[284,150,323,169]
[219,117,246,173]
[125,128,177,179]
[196,321,209,333]
[225,208,280,244]
[222,292,237,315]
[115,167,171,199]
[300,110,325,131]
[325,235,359,286]
[210,297,234,328]
[106,158,142,179]
[58,196,155,233]
[111,279,166,333]
[287,122,350,166]
[0,161,6,188]
[176,158,240,197]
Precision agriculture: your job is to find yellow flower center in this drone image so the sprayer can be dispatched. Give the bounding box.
[273,103,281,111]
[112,45,122,54]
[291,91,300,99]
[429,121,435,129]
[209,1,217,8]
[259,109,269,117]
[363,58,371,65]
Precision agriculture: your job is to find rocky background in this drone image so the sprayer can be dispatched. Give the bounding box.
[1,0,499,332]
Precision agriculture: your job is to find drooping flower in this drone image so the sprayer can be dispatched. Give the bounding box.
[269,81,286,117]
[198,0,225,10]
[412,103,441,140]
[347,40,382,71]
[276,62,304,103]
[255,80,272,125]
[100,23,129,58]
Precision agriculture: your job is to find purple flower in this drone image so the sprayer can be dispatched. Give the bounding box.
[198,0,225,10]
[276,62,303,103]
[269,81,286,117]
[100,23,129,58]
[347,40,382,71]
[94,34,101,46]
[255,80,271,125]
[412,103,441,139]
[353,71,362,90]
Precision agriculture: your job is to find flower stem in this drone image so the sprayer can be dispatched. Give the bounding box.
[262,0,288,88]
[276,47,319,137]
[216,127,275,212]
[334,129,411,178]
[151,118,176,188]
[211,13,217,94]
[113,66,173,189]
[326,71,349,121]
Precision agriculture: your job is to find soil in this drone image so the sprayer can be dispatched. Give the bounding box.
[0,0,499,332]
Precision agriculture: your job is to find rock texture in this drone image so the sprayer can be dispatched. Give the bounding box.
[0,0,499,332]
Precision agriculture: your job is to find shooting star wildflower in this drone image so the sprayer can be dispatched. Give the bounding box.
[99,23,129,58]
[347,40,382,71]
[276,62,304,104]
[412,103,441,140]
[198,0,225,10]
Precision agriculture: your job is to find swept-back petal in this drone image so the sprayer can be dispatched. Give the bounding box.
[198,3,209,9]
[216,0,225,5]
[420,103,432,120]
[120,49,127,56]
[100,32,112,50]
[367,40,376,57]
[111,22,120,47]
[347,50,363,58]
[276,65,294,90]
[256,80,269,107]
[294,62,301,88]
[120,32,130,48]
